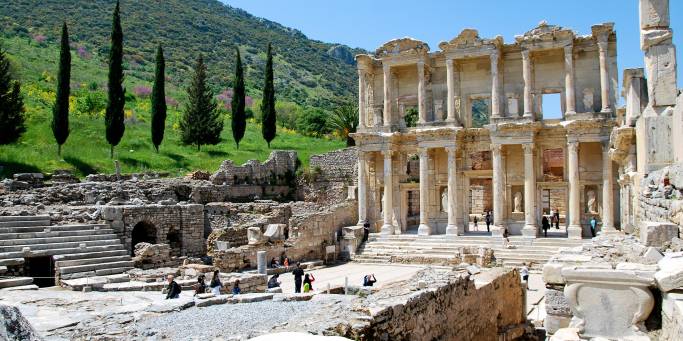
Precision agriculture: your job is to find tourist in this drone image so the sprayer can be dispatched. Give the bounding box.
[554,208,560,229]
[209,270,222,296]
[283,257,290,268]
[502,228,511,248]
[473,215,478,229]
[337,226,343,242]
[590,216,598,237]
[232,280,241,295]
[520,263,530,285]
[268,274,281,289]
[165,274,181,299]
[362,220,370,242]
[270,257,281,268]
[293,262,304,293]
[193,274,207,296]
[542,215,550,237]
[303,273,315,293]
[485,211,491,232]
[363,274,377,287]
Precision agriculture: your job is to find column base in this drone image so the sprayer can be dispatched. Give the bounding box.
[445,224,462,235]
[567,225,583,239]
[598,227,621,236]
[523,112,534,118]
[417,224,431,236]
[380,224,394,235]
[522,225,538,238]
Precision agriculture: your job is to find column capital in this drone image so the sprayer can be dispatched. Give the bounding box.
[521,49,530,60]
[445,145,457,154]
[564,44,574,55]
[490,49,500,63]
[490,143,502,153]
[382,63,391,72]
[381,149,393,158]
[567,140,579,153]
[446,58,454,67]
[601,140,612,152]
[522,143,535,154]
[416,60,425,68]
[597,40,608,51]
[417,147,429,157]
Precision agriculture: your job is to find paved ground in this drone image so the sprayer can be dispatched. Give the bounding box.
[525,272,546,324]
[276,262,433,293]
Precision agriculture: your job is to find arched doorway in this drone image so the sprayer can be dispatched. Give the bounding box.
[131,221,157,254]
[166,230,182,256]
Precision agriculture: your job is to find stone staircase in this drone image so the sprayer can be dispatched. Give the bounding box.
[0,215,133,286]
[352,233,592,269]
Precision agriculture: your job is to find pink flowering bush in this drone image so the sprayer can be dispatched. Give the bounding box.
[133,85,152,98]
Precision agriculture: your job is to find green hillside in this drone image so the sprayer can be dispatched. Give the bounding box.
[0,35,345,178]
[0,0,364,110]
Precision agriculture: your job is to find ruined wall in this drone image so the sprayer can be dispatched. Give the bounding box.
[210,151,298,186]
[302,147,358,205]
[637,164,683,232]
[343,268,526,341]
[102,204,205,257]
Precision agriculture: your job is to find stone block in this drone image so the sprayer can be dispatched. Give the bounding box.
[196,295,232,307]
[640,221,679,247]
[562,267,655,339]
[549,327,581,341]
[0,303,43,341]
[247,227,264,245]
[543,263,566,285]
[101,206,123,221]
[662,291,683,318]
[639,0,670,30]
[644,43,678,107]
[234,293,273,303]
[545,288,571,316]
[266,287,283,294]
[656,252,683,292]
[272,293,314,302]
[263,224,286,241]
[545,314,572,335]
[615,262,659,278]
[642,247,664,262]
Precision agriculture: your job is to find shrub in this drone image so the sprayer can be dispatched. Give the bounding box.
[296,108,329,137]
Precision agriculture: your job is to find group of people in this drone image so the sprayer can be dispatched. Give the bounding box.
[540,209,562,237]
[270,256,290,269]
[471,211,493,232]
[165,270,243,299]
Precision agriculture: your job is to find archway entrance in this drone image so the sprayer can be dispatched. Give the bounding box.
[131,221,157,254]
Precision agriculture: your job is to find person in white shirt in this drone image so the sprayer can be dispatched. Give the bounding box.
[520,263,530,284]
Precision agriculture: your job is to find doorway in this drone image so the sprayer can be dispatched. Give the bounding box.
[25,256,55,287]
[131,221,157,254]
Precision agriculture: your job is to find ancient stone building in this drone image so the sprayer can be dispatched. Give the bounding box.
[353,21,620,239]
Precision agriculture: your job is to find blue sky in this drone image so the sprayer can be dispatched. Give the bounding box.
[222,0,682,104]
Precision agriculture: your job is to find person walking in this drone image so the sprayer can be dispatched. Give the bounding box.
[303,273,315,293]
[520,263,530,288]
[292,262,304,293]
[165,275,182,299]
[485,211,491,232]
[362,220,370,243]
[473,216,478,229]
[209,270,222,296]
[554,209,560,229]
[502,228,511,248]
[590,216,598,237]
[542,215,550,237]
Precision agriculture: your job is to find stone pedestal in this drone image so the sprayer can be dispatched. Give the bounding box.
[562,267,655,340]
[256,251,267,275]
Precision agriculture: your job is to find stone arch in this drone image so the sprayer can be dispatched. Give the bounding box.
[131,221,157,254]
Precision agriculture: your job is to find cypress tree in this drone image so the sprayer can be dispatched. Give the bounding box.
[105,0,125,158]
[0,44,26,145]
[180,55,223,151]
[52,22,71,156]
[261,43,276,148]
[231,47,246,149]
[150,44,166,153]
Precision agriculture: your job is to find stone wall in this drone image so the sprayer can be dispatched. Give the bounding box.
[210,151,298,187]
[637,164,683,233]
[309,147,358,183]
[340,268,527,341]
[301,148,358,205]
[102,204,205,257]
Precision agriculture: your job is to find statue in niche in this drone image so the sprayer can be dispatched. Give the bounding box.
[441,189,448,212]
[513,192,523,213]
[586,190,597,213]
[582,89,594,112]
[380,191,385,212]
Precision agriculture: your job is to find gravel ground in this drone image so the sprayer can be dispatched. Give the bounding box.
[132,301,314,340]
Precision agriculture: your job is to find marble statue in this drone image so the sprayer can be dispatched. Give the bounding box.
[587,190,597,213]
[441,189,448,212]
[513,192,523,213]
[583,88,594,112]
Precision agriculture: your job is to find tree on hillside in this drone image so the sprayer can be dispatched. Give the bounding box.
[231,47,246,149]
[105,0,125,158]
[261,43,276,148]
[180,55,223,151]
[328,101,358,147]
[151,44,167,153]
[0,44,25,145]
[52,22,71,156]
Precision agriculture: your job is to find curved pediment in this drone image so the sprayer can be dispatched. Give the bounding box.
[375,37,430,58]
[515,20,575,44]
[439,29,503,52]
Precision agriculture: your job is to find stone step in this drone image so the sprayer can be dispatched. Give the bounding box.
[0,244,124,260]
[0,215,51,222]
[362,243,568,253]
[1,239,123,253]
[0,229,116,241]
[55,255,133,268]
[0,220,52,228]
[0,233,120,246]
[53,250,130,262]
[0,276,34,289]
[58,261,135,275]
[0,224,108,234]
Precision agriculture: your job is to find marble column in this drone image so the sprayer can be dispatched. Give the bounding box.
[597,40,611,113]
[381,150,394,235]
[446,59,456,123]
[445,146,461,235]
[522,49,533,118]
[522,143,537,238]
[417,61,427,124]
[601,142,615,232]
[417,148,431,235]
[490,51,501,118]
[492,144,505,235]
[383,64,392,128]
[357,151,367,225]
[567,141,582,239]
[358,70,367,130]
[564,45,576,115]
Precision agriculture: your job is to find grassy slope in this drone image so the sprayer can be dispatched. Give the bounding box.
[0,36,344,178]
